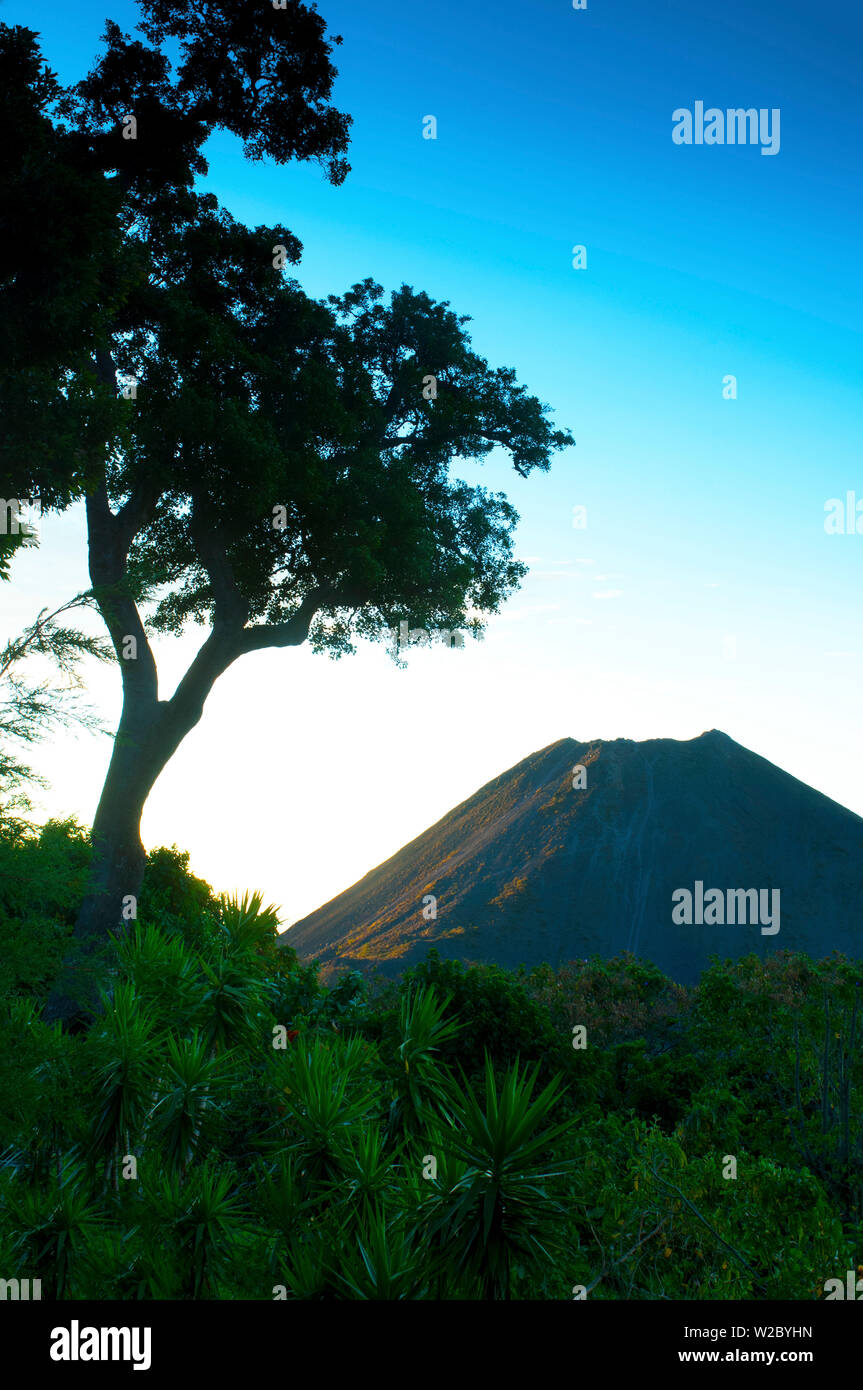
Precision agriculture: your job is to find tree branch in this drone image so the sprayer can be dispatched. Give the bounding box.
[236,586,346,653]
[86,476,158,707]
[161,585,358,743]
[190,498,250,633]
[581,1218,667,1297]
[649,1160,769,1294]
[116,480,160,555]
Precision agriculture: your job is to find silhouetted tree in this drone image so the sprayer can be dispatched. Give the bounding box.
[0,5,572,1020]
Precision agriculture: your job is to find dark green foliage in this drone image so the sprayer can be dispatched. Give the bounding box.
[0,819,91,999]
[1,2,574,971]
[1,827,861,1299]
[369,949,565,1080]
[135,846,219,952]
[0,2,352,498]
[419,1058,578,1300]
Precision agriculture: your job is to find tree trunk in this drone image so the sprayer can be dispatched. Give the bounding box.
[42,480,329,1028]
[43,695,194,1026]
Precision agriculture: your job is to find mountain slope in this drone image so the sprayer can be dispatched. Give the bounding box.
[285,731,863,984]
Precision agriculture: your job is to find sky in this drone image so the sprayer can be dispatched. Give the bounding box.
[3,0,863,929]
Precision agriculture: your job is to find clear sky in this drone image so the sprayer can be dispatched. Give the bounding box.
[4,0,863,928]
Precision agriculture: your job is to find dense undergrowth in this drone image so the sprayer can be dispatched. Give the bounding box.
[1,817,861,1299]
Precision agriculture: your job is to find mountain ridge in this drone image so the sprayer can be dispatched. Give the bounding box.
[285,731,863,983]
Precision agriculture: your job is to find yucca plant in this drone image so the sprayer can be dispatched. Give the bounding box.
[189,894,281,1055]
[196,951,271,1056]
[424,1056,579,1299]
[254,1154,314,1276]
[386,984,463,1139]
[147,1030,237,1177]
[1,1000,82,1182]
[71,1226,164,1301]
[275,1226,340,1300]
[218,892,282,956]
[113,922,204,1032]
[336,1206,433,1300]
[326,1123,398,1230]
[403,1126,477,1298]
[145,1162,251,1299]
[82,983,159,1184]
[266,1036,379,1184]
[5,1156,105,1298]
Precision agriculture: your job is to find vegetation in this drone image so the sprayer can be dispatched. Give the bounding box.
[0,7,572,1003]
[1,819,859,1299]
[0,0,857,1307]
[0,595,112,817]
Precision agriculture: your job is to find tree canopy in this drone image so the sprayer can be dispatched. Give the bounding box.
[0,1,572,1008]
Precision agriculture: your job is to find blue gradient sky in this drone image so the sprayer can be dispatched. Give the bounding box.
[5,0,863,925]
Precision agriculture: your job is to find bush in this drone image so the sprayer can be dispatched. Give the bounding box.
[0,828,860,1300]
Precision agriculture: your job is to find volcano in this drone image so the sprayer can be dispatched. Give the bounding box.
[285,731,863,984]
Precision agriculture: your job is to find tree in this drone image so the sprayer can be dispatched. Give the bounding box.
[0,526,112,817]
[0,5,573,1022]
[1,0,351,504]
[0,593,113,814]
